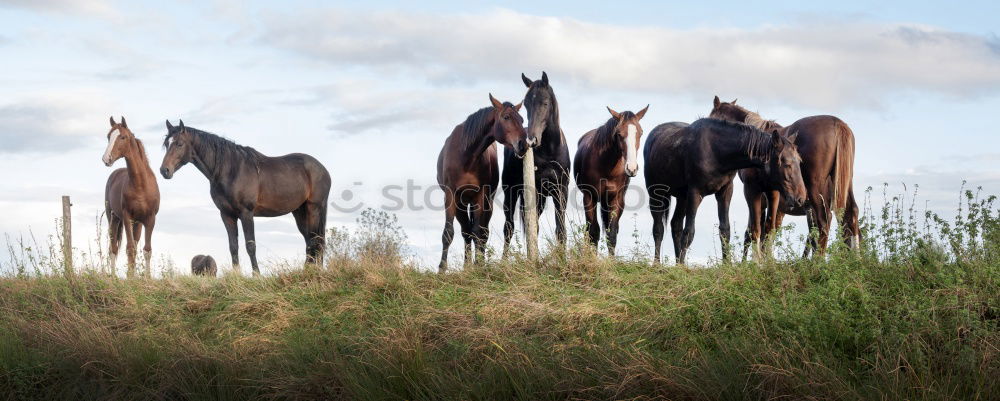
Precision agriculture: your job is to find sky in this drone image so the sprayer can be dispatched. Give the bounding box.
[1,0,999,274]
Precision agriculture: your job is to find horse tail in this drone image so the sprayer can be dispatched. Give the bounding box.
[832,118,858,245]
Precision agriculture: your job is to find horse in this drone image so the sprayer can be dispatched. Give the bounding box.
[159,120,331,276]
[643,118,808,264]
[437,94,529,273]
[191,254,217,277]
[102,116,160,278]
[708,96,859,258]
[573,105,649,255]
[501,72,571,256]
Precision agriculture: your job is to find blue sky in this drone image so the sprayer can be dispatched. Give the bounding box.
[1,0,998,273]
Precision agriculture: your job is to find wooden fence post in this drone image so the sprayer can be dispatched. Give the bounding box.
[522,148,539,261]
[61,195,74,276]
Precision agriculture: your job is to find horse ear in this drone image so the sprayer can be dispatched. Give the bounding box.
[179,119,185,130]
[165,120,173,130]
[541,71,548,85]
[713,96,720,108]
[785,130,799,144]
[771,130,784,151]
[636,104,650,120]
[514,101,523,112]
[732,98,738,104]
[521,73,532,88]
[489,93,503,109]
[110,116,116,127]
[607,106,621,120]
[120,116,127,128]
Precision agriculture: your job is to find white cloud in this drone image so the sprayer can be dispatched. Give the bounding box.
[0,0,118,18]
[256,8,1000,109]
[0,94,111,154]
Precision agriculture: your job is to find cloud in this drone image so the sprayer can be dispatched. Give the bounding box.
[0,95,109,154]
[0,0,118,18]
[255,8,1000,109]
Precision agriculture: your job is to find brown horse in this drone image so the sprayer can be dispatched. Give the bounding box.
[709,96,859,258]
[643,118,808,264]
[573,105,648,255]
[437,94,528,272]
[160,120,331,276]
[102,116,160,277]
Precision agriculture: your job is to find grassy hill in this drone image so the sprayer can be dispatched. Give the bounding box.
[0,193,998,400]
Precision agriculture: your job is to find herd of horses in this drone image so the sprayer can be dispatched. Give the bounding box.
[100,72,858,277]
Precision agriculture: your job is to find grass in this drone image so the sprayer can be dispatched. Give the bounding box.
[0,191,998,400]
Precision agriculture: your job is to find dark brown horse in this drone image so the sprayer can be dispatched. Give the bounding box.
[502,72,571,256]
[159,120,331,276]
[573,105,648,255]
[709,97,859,258]
[643,118,808,264]
[103,116,160,278]
[437,94,528,272]
[191,254,217,277]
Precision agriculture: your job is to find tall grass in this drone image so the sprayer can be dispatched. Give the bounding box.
[0,190,997,400]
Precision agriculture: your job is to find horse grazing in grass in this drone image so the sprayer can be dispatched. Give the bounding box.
[501,72,571,256]
[103,116,160,278]
[191,254,217,277]
[159,120,331,276]
[437,94,529,273]
[709,96,859,258]
[574,105,649,255]
[643,118,808,264]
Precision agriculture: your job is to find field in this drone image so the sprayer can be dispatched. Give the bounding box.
[0,189,998,400]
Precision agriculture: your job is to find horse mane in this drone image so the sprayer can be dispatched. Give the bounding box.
[164,126,265,164]
[459,105,502,151]
[132,137,150,163]
[699,118,775,163]
[726,102,783,131]
[594,111,635,149]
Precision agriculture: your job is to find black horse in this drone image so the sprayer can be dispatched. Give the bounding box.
[501,72,571,256]
[644,118,808,264]
[160,120,331,275]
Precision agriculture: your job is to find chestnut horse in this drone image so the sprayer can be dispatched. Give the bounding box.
[573,105,648,255]
[437,94,528,272]
[160,120,331,276]
[643,118,808,264]
[501,72,571,256]
[103,116,160,277]
[709,97,859,258]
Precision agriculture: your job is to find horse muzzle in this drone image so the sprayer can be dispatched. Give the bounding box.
[160,167,174,179]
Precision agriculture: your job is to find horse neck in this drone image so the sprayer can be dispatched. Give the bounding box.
[713,126,772,170]
[460,113,498,163]
[744,112,784,131]
[594,122,624,163]
[538,113,563,152]
[122,139,156,189]
[190,133,231,180]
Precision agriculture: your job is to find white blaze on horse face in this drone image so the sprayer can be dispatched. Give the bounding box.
[625,123,639,175]
[103,128,121,166]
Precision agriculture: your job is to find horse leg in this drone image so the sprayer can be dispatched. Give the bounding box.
[123,215,137,278]
[744,189,764,262]
[715,182,734,263]
[803,210,816,258]
[670,195,687,262]
[108,214,123,275]
[300,202,327,267]
[439,192,457,273]
[582,191,600,251]
[678,192,705,265]
[221,213,240,273]
[843,185,861,250]
[142,216,155,278]
[763,190,782,258]
[606,192,625,257]
[501,184,518,258]
[649,189,669,264]
[475,194,493,265]
[292,206,319,268]
[239,212,259,276]
[456,204,473,267]
[811,190,833,255]
[553,180,569,251]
